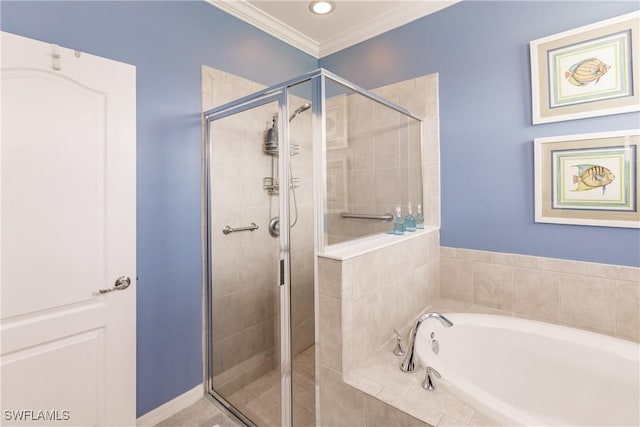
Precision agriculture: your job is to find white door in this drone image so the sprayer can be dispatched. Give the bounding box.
[0,32,136,426]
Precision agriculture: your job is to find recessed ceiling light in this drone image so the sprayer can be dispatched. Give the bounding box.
[309,1,335,15]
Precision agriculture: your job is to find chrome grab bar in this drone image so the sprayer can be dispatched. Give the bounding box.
[341,212,393,222]
[222,223,259,235]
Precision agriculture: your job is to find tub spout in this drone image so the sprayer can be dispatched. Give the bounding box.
[400,312,453,373]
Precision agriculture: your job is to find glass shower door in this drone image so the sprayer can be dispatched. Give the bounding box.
[286,81,316,427]
[206,95,288,427]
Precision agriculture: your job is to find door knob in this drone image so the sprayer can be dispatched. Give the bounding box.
[99,276,131,294]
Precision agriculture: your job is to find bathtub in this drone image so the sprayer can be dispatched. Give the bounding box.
[414,313,640,426]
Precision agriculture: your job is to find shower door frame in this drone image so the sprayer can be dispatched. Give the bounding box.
[204,91,292,427]
[203,68,422,427]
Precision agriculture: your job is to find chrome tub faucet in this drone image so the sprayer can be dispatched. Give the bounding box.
[400,312,453,373]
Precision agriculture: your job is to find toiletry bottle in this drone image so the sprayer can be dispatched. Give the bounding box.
[416,204,425,229]
[393,207,405,235]
[405,202,416,232]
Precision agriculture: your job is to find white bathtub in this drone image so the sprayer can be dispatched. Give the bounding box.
[415,313,640,426]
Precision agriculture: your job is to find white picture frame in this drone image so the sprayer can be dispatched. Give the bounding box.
[534,129,640,228]
[530,11,639,124]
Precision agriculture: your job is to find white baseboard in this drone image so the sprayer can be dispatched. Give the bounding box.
[137,383,204,426]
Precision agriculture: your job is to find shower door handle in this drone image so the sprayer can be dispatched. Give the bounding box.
[280,259,285,286]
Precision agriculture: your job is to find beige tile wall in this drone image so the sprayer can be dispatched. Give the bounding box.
[327,74,440,244]
[317,229,440,427]
[345,231,440,374]
[374,75,440,228]
[440,246,640,342]
[317,73,441,427]
[203,66,315,395]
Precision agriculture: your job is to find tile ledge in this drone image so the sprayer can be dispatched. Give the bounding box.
[319,227,439,261]
[344,342,496,427]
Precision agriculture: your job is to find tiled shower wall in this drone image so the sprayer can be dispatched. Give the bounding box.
[440,247,640,342]
[325,96,421,243]
[326,74,440,244]
[202,66,315,395]
[371,77,440,228]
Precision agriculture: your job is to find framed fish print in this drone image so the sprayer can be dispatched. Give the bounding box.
[534,129,640,228]
[530,11,640,124]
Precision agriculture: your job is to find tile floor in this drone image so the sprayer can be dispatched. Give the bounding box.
[154,398,240,427]
[226,346,316,427]
[157,346,315,427]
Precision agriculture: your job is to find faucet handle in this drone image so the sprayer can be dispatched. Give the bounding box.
[393,329,405,356]
[423,367,441,391]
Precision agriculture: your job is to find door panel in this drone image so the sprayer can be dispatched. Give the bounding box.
[207,98,284,427]
[2,331,104,426]
[286,82,316,427]
[1,31,136,426]
[2,70,106,318]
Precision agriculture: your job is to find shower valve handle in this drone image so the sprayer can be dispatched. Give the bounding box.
[393,329,405,356]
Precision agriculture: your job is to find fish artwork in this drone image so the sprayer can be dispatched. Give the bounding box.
[565,58,610,86]
[572,164,615,194]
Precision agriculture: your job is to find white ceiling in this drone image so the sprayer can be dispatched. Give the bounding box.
[206,0,459,58]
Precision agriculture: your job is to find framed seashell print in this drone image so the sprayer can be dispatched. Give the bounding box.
[534,129,640,228]
[530,11,639,124]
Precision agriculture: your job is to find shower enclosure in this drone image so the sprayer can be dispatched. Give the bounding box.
[203,69,422,427]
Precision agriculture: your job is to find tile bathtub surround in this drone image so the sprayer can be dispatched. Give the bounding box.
[345,342,503,427]
[440,247,640,342]
[316,73,442,427]
[318,239,503,427]
[342,293,640,426]
[317,229,440,427]
[319,230,440,372]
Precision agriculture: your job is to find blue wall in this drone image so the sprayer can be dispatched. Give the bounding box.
[321,1,640,267]
[1,1,316,416]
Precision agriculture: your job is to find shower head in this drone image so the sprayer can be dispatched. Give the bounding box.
[264,103,310,156]
[289,103,311,122]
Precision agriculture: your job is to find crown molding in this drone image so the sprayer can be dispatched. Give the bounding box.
[318,1,460,57]
[206,0,460,59]
[205,0,320,58]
